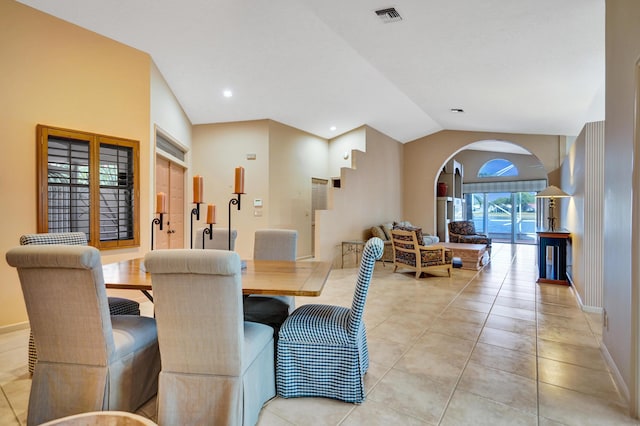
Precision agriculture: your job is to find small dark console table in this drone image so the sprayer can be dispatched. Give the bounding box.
[536,229,570,285]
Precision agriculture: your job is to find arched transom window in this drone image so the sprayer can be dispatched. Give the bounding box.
[478,158,519,177]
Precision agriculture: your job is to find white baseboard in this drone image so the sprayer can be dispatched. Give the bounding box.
[0,321,29,334]
[600,343,631,405]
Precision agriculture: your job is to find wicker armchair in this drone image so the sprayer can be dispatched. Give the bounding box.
[391,229,452,278]
[448,221,492,254]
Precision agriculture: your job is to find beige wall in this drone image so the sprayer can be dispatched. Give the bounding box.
[0,1,153,329]
[191,120,328,259]
[403,130,566,234]
[316,126,403,267]
[328,129,367,177]
[603,0,640,405]
[192,121,270,258]
[268,121,329,258]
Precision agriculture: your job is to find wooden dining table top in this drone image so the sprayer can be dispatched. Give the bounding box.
[102,257,333,297]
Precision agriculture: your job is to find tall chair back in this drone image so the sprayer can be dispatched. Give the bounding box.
[276,237,383,403]
[6,245,159,426]
[246,229,298,322]
[144,249,275,426]
[194,227,238,250]
[253,229,297,260]
[19,232,140,375]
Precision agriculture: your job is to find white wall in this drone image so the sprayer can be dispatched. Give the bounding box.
[603,0,640,405]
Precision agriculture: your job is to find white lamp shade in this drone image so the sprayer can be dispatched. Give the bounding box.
[536,185,570,198]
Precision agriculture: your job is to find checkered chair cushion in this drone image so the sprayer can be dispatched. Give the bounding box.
[276,237,383,403]
[20,232,140,375]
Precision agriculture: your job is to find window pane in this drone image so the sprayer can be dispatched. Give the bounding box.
[478,159,519,177]
[99,144,134,241]
[47,138,90,237]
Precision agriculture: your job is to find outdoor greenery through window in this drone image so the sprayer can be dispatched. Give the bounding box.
[37,125,140,249]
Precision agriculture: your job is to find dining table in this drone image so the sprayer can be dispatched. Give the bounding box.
[102,257,333,301]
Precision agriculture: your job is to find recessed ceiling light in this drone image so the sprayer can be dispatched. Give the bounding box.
[223,89,233,98]
[450,108,464,113]
[330,126,337,131]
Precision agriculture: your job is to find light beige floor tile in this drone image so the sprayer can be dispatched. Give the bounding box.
[363,361,388,394]
[485,314,536,336]
[538,358,623,402]
[538,382,639,425]
[341,398,429,426]
[537,301,584,319]
[428,317,483,341]
[2,377,30,425]
[496,289,537,302]
[450,298,493,314]
[537,323,600,349]
[256,407,296,425]
[440,389,537,426]
[0,389,20,426]
[470,342,537,380]
[537,339,609,371]
[537,312,592,333]
[457,362,537,414]
[438,306,489,326]
[366,317,427,346]
[264,396,355,426]
[494,295,536,310]
[367,367,452,423]
[490,304,537,322]
[366,337,409,368]
[479,326,537,354]
[455,292,496,305]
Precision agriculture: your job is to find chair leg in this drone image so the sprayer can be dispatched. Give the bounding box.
[415,270,421,279]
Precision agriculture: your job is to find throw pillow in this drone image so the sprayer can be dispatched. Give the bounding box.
[393,224,424,246]
[381,223,394,240]
[370,226,387,241]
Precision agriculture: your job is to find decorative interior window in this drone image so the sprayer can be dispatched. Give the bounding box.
[37,125,140,249]
[477,158,519,177]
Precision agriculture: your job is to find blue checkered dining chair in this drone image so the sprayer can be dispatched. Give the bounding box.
[276,237,383,403]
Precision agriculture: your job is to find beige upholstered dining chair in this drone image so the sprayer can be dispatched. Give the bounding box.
[144,249,276,426]
[244,229,298,342]
[19,232,141,375]
[250,229,297,311]
[194,227,238,250]
[6,245,160,426]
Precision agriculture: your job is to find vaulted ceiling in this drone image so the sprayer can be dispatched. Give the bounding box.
[18,0,605,143]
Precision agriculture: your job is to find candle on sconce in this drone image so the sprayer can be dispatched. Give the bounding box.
[206,204,216,224]
[155,192,167,214]
[193,175,204,203]
[234,166,245,194]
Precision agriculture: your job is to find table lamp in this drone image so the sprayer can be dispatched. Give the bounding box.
[536,185,570,231]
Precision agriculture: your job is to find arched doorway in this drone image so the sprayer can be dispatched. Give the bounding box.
[437,140,547,244]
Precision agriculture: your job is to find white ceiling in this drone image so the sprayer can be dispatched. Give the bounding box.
[18,0,605,144]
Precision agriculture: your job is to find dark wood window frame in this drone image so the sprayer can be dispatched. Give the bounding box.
[37,124,140,249]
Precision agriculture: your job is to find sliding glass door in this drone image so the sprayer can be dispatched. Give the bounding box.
[466,191,537,244]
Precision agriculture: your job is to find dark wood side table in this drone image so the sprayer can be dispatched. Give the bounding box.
[536,229,571,285]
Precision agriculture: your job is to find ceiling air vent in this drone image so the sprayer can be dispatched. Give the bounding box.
[375,7,402,23]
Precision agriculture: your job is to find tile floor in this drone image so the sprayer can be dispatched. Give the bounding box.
[1,243,639,425]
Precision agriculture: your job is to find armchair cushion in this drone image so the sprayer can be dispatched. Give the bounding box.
[448,221,492,250]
